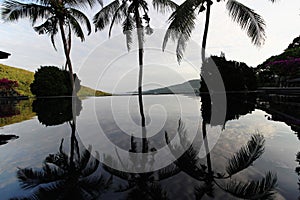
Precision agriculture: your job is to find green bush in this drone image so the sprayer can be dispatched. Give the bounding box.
[30,66,81,96]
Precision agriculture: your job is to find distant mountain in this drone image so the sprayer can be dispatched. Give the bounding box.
[143,79,200,95]
[0,64,110,97]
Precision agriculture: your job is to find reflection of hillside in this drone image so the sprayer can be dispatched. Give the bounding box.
[0,99,35,127]
[257,94,300,137]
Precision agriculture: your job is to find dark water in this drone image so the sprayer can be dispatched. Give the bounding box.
[0,93,299,199]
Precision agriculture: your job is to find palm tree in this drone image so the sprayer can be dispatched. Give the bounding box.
[165,120,278,199]
[159,0,275,63]
[11,121,112,200]
[93,0,154,152]
[101,135,180,199]
[1,0,102,89]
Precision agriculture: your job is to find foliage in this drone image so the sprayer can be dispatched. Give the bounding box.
[224,172,277,199]
[0,99,35,127]
[0,78,20,97]
[165,120,277,199]
[200,55,257,92]
[12,139,112,200]
[160,0,269,63]
[30,66,81,97]
[0,64,109,97]
[0,64,34,96]
[93,0,154,51]
[226,134,265,176]
[0,78,18,89]
[32,97,82,126]
[257,35,300,87]
[1,0,102,89]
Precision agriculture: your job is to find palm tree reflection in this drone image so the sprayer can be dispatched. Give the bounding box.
[102,133,180,199]
[11,122,112,200]
[165,120,277,199]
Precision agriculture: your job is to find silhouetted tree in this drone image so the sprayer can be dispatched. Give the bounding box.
[94,0,154,152]
[159,0,274,63]
[1,0,102,88]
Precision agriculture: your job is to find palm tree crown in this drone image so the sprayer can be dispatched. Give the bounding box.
[1,0,102,87]
[160,0,275,62]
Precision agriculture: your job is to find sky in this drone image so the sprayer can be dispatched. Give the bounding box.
[0,0,300,92]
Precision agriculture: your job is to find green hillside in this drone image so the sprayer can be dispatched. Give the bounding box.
[0,64,34,96]
[0,64,110,97]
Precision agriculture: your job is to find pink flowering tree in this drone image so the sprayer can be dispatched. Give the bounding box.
[0,78,19,96]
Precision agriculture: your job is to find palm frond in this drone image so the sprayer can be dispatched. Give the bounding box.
[81,151,100,177]
[226,0,265,46]
[1,0,50,23]
[33,17,58,50]
[65,0,103,9]
[147,183,169,200]
[16,165,64,189]
[80,174,112,194]
[102,163,131,181]
[224,172,277,199]
[122,14,135,51]
[165,120,206,181]
[156,163,181,181]
[79,145,92,171]
[108,1,128,37]
[68,8,91,35]
[226,134,265,176]
[68,15,85,41]
[152,0,178,14]
[163,0,203,62]
[93,0,120,31]
[194,181,215,199]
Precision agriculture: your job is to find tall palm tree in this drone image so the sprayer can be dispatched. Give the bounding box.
[93,0,154,152]
[1,0,102,89]
[159,0,275,63]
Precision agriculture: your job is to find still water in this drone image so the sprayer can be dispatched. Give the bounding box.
[0,94,299,199]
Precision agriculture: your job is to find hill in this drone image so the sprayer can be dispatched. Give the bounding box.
[143,79,200,94]
[0,64,110,97]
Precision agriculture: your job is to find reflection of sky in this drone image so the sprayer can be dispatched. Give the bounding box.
[0,96,299,199]
[1,0,300,92]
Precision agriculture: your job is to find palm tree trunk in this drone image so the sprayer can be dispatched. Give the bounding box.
[69,120,76,170]
[59,21,75,93]
[201,1,213,174]
[201,0,211,60]
[134,5,148,153]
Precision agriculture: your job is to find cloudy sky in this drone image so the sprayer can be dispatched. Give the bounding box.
[0,0,300,92]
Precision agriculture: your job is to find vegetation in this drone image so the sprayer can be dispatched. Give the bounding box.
[257,35,300,87]
[94,0,156,152]
[1,0,102,89]
[0,64,109,97]
[201,55,257,92]
[0,99,35,127]
[160,0,273,63]
[32,97,82,126]
[30,66,81,97]
[0,64,34,96]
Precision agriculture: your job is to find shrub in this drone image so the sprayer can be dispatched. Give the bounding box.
[30,66,81,96]
[0,78,19,97]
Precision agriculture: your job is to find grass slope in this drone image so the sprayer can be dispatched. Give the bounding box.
[0,64,34,96]
[0,64,109,97]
